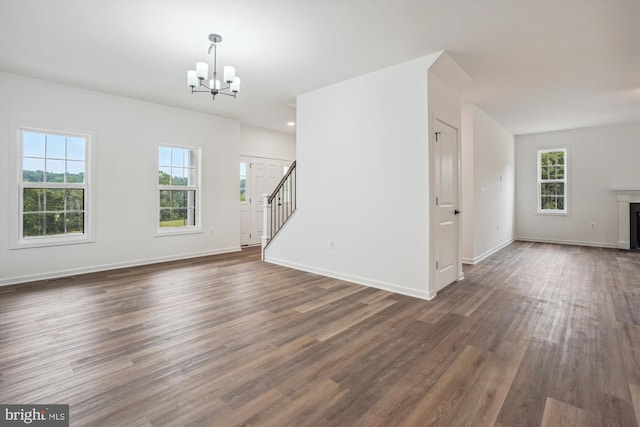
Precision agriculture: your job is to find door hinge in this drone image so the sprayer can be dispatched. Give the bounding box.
[249,233,251,238]
[436,261,439,270]
[435,131,441,142]
[436,197,439,206]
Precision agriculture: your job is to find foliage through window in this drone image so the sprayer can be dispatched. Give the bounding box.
[240,162,247,202]
[537,148,567,213]
[158,146,198,229]
[19,129,89,241]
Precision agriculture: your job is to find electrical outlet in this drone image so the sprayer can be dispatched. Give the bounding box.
[589,223,595,229]
[496,225,500,232]
[210,227,215,234]
[328,239,334,249]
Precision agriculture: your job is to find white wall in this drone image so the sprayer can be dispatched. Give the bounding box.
[240,125,296,161]
[0,72,241,285]
[461,104,475,261]
[461,105,515,264]
[515,121,640,247]
[265,53,440,300]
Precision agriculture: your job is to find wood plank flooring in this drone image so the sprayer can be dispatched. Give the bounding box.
[1,241,639,426]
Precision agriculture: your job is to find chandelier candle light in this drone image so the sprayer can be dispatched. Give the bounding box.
[187,34,240,100]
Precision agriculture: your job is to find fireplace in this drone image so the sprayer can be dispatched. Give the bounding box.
[613,189,640,250]
[631,203,640,251]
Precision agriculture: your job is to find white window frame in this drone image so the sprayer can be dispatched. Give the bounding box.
[537,147,569,215]
[156,144,202,236]
[11,122,95,249]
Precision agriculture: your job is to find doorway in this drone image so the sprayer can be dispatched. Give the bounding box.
[240,156,292,246]
[431,118,461,293]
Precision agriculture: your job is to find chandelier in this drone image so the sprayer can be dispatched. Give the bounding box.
[187,34,240,100]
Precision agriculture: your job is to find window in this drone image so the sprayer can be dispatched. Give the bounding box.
[158,145,199,231]
[16,126,93,247]
[537,148,568,214]
[240,162,247,202]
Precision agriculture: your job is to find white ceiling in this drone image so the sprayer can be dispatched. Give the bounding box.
[1,0,638,136]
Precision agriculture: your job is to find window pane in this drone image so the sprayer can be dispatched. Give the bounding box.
[548,166,556,179]
[46,189,65,211]
[45,159,65,182]
[45,213,65,235]
[23,132,46,157]
[46,134,66,158]
[557,197,565,210]
[23,213,45,237]
[160,190,172,208]
[173,190,187,208]
[556,165,564,179]
[171,148,185,167]
[240,178,246,202]
[23,188,44,212]
[159,209,172,227]
[23,158,45,182]
[67,137,85,160]
[66,189,84,211]
[159,146,171,167]
[66,160,85,183]
[171,167,187,186]
[159,167,171,184]
[540,166,548,180]
[172,209,188,226]
[66,212,84,234]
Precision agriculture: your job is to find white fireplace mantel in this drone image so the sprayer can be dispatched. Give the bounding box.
[612,189,640,250]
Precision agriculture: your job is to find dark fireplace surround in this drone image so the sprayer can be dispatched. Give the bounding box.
[631,203,640,251]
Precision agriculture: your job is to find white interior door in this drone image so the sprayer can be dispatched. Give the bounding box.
[248,157,282,245]
[434,119,460,291]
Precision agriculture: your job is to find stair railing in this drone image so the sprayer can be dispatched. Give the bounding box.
[262,161,296,255]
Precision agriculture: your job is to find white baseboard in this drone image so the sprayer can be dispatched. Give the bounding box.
[0,246,242,287]
[462,239,515,265]
[515,236,617,249]
[264,256,436,301]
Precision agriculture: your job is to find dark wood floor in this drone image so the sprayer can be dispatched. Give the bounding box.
[1,242,639,426]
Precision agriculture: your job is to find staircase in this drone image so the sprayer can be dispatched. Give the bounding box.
[262,161,296,255]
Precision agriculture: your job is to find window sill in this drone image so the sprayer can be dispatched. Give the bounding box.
[11,235,95,250]
[536,211,569,216]
[154,227,203,238]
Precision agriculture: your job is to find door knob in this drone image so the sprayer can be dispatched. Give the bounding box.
[454,209,461,215]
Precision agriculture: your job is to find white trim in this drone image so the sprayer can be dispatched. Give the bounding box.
[515,236,617,249]
[264,256,436,301]
[0,246,242,287]
[462,239,515,265]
